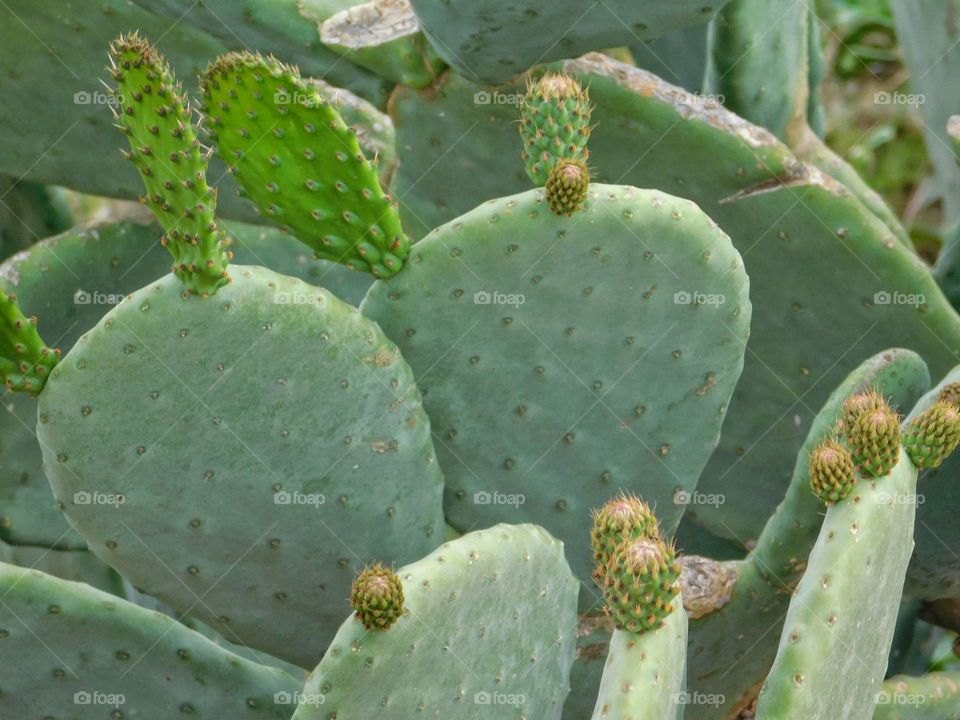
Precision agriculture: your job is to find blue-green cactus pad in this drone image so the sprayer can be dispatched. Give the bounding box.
[755,454,919,719]
[293,523,579,720]
[363,185,751,584]
[37,265,445,667]
[408,0,727,84]
[0,561,302,718]
[0,220,370,551]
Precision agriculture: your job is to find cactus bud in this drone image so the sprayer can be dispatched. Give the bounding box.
[838,389,886,440]
[937,382,960,409]
[849,403,901,477]
[809,438,856,503]
[546,159,590,216]
[903,400,960,469]
[350,563,404,630]
[519,72,592,185]
[590,493,660,582]
[600,537,680,635]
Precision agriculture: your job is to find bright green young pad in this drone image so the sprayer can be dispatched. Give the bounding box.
[754,455,919,720]
[0,291,59,394]
[37,266,445,667]
[363,185,751,584]
[292,524,579,720]
[109,33,230,295]
[0,562,301,718]
[201,52,409,277]
[407,0,727,84]
[591,610,687,720]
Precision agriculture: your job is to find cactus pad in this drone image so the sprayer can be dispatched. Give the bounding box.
[686,348,929,720]
[591,608,687,720]
[201,52,408,277]
[0,292,59,395]
[109,33,230,295]
[37,266,445,667]
[755,454,919,720]
[0,561,302,718]
[362,185,751,585]
[407,0,727,83]
[316,0,445,89]
[292,524,579,720]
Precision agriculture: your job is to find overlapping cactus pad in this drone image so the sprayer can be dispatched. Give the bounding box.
[407,0,728,83]
[755,453,919,719]
[293,524,579,720]
[363,185,751,583]
[0,561,302,718]
[201,52,409,277]
[37,266,445,667]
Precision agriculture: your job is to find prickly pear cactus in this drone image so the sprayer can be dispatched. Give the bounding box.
[292,524,579,720]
